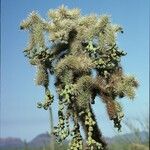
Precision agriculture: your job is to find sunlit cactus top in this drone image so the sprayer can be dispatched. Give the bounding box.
[20,5,138,150]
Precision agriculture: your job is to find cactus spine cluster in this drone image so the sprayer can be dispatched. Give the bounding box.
[20,5,138,150]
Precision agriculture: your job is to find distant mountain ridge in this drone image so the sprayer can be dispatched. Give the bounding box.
[0,131,148,149]
[0,137,24,148]
[29,133,51,148]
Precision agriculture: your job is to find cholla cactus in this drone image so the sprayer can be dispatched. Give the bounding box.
[20,5,138,150]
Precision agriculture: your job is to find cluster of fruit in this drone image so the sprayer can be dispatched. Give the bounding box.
[53,84,75,143]
[24,47,53,66]
[53,115,70,142]
[69,125,83,150]
[85,110,103,150]
[59,84,75,104]
[37,88,54,110]
[85,41,98,54]
[84,41,127,77]
[53,108,70,142]
[95,48,126,76]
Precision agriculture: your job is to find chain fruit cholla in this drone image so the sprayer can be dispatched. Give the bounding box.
[20,5,138,150]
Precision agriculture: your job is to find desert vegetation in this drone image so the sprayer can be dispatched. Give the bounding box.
[20,6,140,150]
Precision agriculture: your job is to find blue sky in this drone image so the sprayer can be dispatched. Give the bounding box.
[1,0,149,141]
